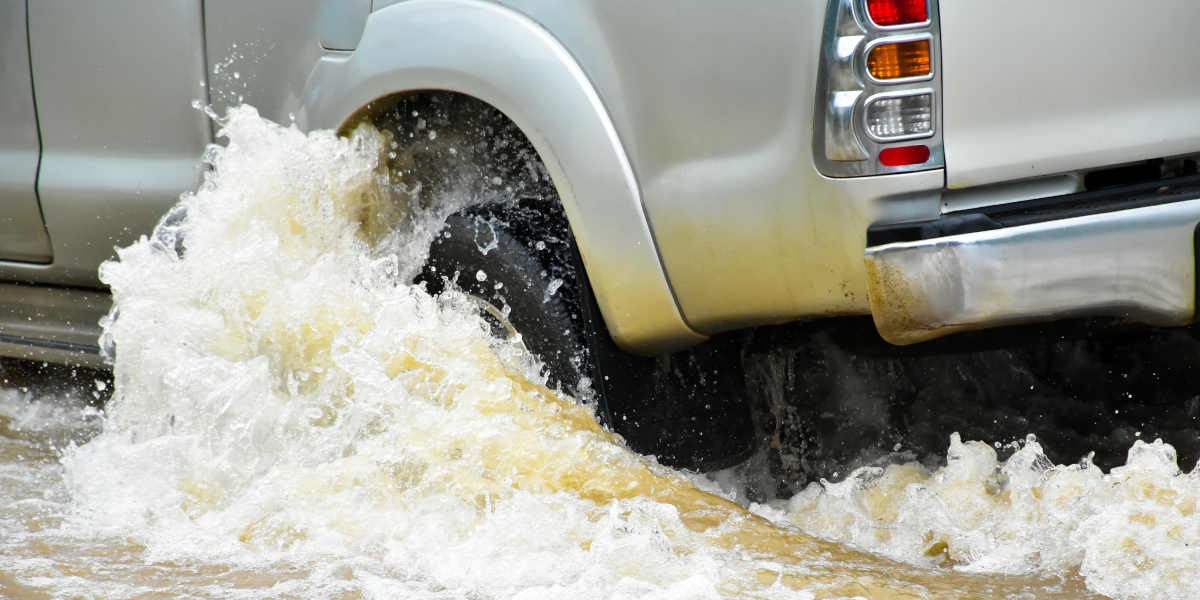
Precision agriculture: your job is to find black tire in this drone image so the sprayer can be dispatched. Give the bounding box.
[416,201,594,396]
[383,91,755,471]
[418,200,755,472]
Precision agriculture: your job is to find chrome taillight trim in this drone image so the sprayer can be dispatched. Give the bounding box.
[827,90,870,160]
[812,0,943,178]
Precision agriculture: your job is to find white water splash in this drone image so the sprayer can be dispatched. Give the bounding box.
[60,107,715,598]
[777,433,1200,600]
[1,106,1188,600]
[543,278,563,304]
[473,214,499,256]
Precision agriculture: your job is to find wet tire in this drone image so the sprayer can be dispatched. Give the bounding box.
[417,202,594,395]
[383,91,755,471]
[418,201,756,472]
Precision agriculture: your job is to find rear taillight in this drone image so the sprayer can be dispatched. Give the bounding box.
[866,0,928,28]
[813,0,942,177]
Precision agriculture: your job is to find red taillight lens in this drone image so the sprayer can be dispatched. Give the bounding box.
[867,0,928,27]
[878,145,930,167]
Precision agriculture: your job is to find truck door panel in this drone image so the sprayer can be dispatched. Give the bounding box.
[13,0,211,287]
[0,0,52,264]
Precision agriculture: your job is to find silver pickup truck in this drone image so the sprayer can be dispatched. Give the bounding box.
[4,0,1200,468]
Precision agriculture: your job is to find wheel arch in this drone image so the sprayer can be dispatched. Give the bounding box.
[301,0,702,355]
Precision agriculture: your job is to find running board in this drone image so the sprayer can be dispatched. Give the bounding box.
[0,284,109,369]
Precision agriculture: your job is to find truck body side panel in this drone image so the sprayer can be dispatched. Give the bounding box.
[203,0,327,124]
[0,0,52,264]
[15,0,210,287]
[941,1,1200,189]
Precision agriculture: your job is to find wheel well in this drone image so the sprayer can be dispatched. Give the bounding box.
[336,87,704,357]
[343,90,560,218]
[349,91,593,392]
[338,93,755,471]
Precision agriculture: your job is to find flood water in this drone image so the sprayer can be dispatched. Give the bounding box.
[1,107,1196,599]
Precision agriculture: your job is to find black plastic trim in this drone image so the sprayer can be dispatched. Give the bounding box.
[868,174,1200,247]
[0,334,100,356]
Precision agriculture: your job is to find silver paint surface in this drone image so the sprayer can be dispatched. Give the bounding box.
[11,0,211,287]
[501,0,945,334]
[302,0,706,353]
[941,0,1200,189]
[0,0,52,263]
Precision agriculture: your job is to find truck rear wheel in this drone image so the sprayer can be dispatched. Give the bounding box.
[418,200,755,471]
[416,201,594,397]
[379,90,754,470]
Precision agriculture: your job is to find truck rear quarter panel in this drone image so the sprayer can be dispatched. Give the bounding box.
[207,0,707,353]
[505,0,945,334]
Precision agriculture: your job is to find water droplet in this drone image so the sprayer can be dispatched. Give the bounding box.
[542,278,563,303]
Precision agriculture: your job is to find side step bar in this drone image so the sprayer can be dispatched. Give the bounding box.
[865,175,1200,345]
[0,284,109,369]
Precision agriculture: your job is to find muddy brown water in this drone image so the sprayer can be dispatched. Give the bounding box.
[0,360,1103,600]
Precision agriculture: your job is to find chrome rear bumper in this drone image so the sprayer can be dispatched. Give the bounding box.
[865,183,1200,345]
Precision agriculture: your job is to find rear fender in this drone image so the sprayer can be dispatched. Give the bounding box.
[302,0,703,354]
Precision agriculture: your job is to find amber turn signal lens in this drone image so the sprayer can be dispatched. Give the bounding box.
[867,39,931,80]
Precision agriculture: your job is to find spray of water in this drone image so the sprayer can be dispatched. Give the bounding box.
[2,106,1190,598]
[779,433,1200,599]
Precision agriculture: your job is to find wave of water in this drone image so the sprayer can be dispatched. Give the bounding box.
[0,106,1194,599]
[773,433,1200,599]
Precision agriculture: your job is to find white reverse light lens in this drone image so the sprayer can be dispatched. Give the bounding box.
[865,93,933,141]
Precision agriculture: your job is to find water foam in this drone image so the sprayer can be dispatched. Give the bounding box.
[779,433,1200,599]
[58,107,772,599]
